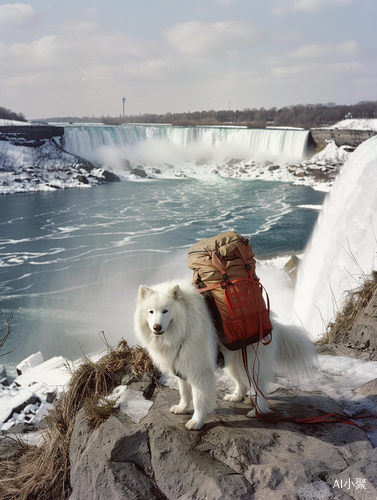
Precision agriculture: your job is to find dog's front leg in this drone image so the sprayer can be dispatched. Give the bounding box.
[185,371,216,431]
[170,378,192,414]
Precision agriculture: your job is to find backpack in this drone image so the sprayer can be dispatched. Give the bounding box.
[187,231,273,351]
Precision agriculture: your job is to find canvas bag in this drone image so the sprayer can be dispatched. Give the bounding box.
[188,231,273,350]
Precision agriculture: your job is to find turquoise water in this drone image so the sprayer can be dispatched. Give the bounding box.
[0,177,324,374]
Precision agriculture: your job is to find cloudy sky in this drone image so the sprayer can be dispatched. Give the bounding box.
[0,0,376,119]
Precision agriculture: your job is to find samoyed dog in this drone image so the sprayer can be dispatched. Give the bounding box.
[134,279,315,430]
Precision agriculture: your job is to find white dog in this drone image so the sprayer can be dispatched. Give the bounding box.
[134,279,315,430]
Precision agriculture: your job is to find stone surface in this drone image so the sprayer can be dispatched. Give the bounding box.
[130,167,148,178]
[355,378,377,404]
[349,288,377,351]
[310,128,377,149]
[69,384,376,500]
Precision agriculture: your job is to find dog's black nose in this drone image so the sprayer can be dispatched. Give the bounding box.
[153,324,163,335]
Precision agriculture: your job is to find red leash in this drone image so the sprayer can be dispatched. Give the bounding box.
[241,346,362,428]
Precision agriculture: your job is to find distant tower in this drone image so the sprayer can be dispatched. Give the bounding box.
[122,97,126,117]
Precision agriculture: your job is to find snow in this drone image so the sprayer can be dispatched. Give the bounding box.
[0,353,72,432]
[309,140,351,164]
[0,139,106,194]
[332,118,377,131]
[0,119,32,126]
[106,385,154,423]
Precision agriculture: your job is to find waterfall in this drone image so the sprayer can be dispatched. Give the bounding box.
[293,135,377,340]
[62,124,310,170]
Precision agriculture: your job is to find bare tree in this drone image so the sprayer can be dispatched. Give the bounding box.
[0,312,13,358]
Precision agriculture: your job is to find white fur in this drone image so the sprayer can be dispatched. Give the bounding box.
[134,279,316,430]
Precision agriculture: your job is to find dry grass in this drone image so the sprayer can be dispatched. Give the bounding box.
[0,340,158,500]
[317,270,377,345]
[84,395,120,430]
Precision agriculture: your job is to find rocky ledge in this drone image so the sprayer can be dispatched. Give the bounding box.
[1,344,377,500]
[68,375,377,500]
[0,137,120,195]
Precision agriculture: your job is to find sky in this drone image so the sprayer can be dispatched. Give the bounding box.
[0,0,376,120]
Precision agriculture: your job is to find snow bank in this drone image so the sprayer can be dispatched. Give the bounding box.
[309,141,351,164]
[332,118,377,131]
[0,139,111,195]
[0,119,32,126]
[0,352,72,431]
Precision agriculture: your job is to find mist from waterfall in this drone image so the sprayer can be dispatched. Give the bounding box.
[293,135,377,339]
[62,124,310,173]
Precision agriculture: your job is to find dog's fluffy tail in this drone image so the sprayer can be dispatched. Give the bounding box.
[274,322,317,378]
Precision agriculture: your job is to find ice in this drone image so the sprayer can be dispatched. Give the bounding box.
[106,385,154,424]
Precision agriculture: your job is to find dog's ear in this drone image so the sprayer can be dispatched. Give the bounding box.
[138,285,152,299]
[170,284,182,301]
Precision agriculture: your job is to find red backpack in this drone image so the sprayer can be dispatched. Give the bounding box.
[187,231,272,350]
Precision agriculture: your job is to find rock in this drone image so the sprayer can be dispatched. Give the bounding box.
[0,365,9,386]
[268,165,280,171]
[130,167,147,178]
[0,385,41,430]
[69,384,376,500]
[330,447,377,498]
[284,255,300,280]
[355,378,377,403]
[122,370,156,399]
[348,288,377,351]
[69,409,161,500]
[100,169,120,182]
[75,174,89,184]
[0,436,21,462]
[310,128,377,149]
[89,168,120,182]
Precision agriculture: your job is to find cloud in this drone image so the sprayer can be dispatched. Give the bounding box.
[209,0,236,4]
[266,40,364,92]
[271,61,362,78]
[272,0,354,15]
[263,41,361,69]
[286,41,361,60]
[163,21,259,58]
[0,3,37,30]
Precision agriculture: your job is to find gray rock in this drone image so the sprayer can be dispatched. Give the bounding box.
[310,128,377,149]
[131,167,147,178]
[69,384,376,500]
[75,174,89,184]
[355,378,377,403]
[329,447,377,499]
[69,410,159,500]
[349,288,377,351]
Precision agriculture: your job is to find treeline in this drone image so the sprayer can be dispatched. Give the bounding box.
[44,100,377,129]
[101,101,377,128]
[0,107,26,122]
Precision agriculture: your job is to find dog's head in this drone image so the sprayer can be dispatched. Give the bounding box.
[138,283,183,336]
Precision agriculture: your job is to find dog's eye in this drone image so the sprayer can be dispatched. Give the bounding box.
[148,310,154,314]
[162,309,168,314]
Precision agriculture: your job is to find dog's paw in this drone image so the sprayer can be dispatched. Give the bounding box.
[170,404,189,414]
[223,393,244,402]
[185,418,204,431]
[247,407,272,418]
